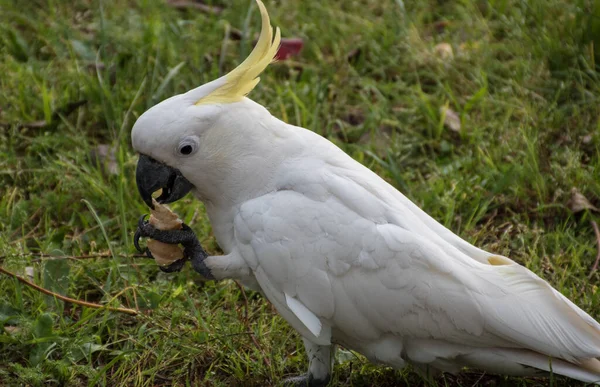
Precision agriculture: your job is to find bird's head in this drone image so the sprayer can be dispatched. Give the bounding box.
[132,0,281,209]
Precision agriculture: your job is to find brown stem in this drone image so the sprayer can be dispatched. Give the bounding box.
[0,253,145,263]
[234,280,249,323]
[250,332,272,368]
[0,266,139,316]
[232,281,270,368]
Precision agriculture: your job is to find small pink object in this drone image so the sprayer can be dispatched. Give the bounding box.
[275,38,304,60]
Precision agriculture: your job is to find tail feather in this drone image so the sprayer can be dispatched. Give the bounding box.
[460,349,600,384]
[406,340,600,384]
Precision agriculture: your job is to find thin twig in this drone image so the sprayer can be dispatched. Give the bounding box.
[0,266,139,315]
[11,215,43,243]
[589,221,600,278]
[234,280,249,323]
[231,282,271,368]
[9,207,42,239]
[250,332,272,368]
[0,252,145,263]
[470,372,487,387]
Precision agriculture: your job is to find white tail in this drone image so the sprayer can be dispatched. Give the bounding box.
[460,348,600,384]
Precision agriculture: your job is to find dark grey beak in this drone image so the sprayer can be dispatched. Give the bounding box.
[136,154,193,209]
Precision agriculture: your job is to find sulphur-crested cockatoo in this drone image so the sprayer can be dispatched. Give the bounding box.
[132,1,600,385]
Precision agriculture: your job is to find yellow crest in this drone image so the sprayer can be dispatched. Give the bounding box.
[195,0,281,105]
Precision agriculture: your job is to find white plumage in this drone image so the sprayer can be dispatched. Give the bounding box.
[131,1,600,384]
[229,116,600,382]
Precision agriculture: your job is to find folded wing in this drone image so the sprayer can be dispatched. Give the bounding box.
[234,161,600,370]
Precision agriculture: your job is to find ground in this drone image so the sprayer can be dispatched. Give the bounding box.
[1,0,600,386]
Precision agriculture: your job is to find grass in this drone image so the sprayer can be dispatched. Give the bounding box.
[0,0,599,385]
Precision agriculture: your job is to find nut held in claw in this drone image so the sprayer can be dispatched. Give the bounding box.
[147,198,185,266]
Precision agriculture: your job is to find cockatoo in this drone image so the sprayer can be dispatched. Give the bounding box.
[132,1,600,385]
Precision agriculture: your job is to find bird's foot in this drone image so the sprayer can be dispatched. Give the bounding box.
[281,374,330,387]
[135,214,197,244]
[134,215,213,278]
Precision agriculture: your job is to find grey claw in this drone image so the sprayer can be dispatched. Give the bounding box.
[282,374,330,387]
[158,258,187,273]
[282,375,308,387]
[189,247,214,279]
[138,214,149,232]
[134,214,155,258]
[134,228,144,253]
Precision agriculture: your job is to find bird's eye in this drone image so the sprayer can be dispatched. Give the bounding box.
[177,136,199,157]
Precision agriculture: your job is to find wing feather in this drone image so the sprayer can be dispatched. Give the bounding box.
[234,162,600,362]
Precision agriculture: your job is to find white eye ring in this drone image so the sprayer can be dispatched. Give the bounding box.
[176,136,199,157]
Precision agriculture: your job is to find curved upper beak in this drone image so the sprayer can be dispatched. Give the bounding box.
[136,154,193,209]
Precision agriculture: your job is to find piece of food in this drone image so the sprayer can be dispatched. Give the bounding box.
[147,198,184,266]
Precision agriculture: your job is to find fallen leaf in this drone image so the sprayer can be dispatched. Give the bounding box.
[434,43,454,60]
[343,108,365,127]
[166,0,223,15]
[568,187,599,213]
[17,100,88,131]
[440,105,461,132]
[19,120,47,129]
[392,104,411,114]
[275,38,304,61]
[432,21,450,34]
[25,266,34,280]
[346,48,362,63]
[4,326,21,335]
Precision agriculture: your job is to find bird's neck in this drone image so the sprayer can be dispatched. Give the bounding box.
[195,100,301,209]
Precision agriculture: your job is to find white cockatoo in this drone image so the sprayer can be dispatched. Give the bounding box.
[132,1,600,385]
